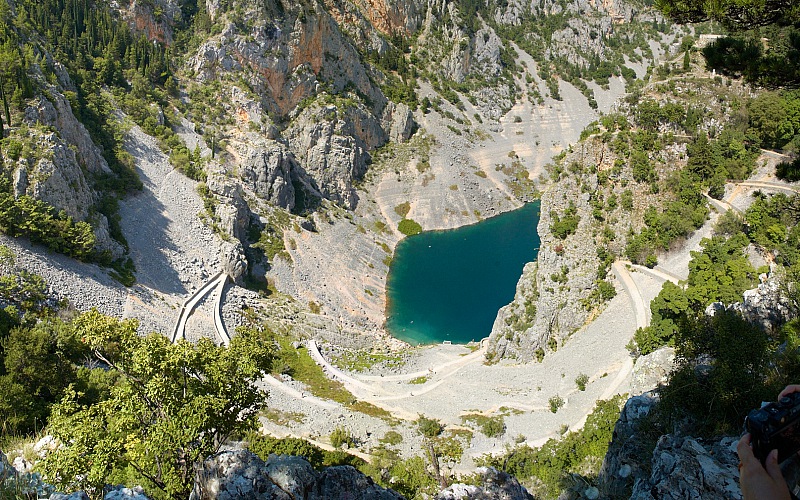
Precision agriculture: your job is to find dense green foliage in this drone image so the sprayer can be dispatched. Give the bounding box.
[658,0,800,87]
[479,396,625,499]
[549,203,580,240]
[632,191,800,435]
[398,218,423,236]
[0,191,95,261]
[246,432,364,470]
[633,232,758,355]
[42,315,274,498]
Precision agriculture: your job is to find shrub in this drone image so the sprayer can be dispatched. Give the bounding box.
[380,430,403,446]
[398,218,423,236]
[417,416,443,438]
[481,416,506,438]
[330,426,355,448]
[575,373,589,391]
[549,395,565,413]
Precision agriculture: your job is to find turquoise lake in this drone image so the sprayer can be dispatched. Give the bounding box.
[385,202,541,345]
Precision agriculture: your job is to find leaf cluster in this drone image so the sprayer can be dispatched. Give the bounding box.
[42,317,274,498]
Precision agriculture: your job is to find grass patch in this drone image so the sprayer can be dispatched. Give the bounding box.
[272,338,354,404]
[261,408,306,426]
[380,430,403,446]
[409,375,428,384]
[346,401,399,424]
[394,202,411,218]
[461,413,506,438]
[373,220,389,234]
[474,170,487,178]
[332,350,406,372]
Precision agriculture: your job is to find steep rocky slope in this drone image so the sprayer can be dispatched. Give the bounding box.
[487,63,756,361]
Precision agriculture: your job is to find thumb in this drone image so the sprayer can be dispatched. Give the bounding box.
[765,449,784,481]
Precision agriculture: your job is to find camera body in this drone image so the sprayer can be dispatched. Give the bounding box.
[746,391,800,464]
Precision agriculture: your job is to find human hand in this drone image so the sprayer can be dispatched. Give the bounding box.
[778,385,800,400]
[737,433,790,500]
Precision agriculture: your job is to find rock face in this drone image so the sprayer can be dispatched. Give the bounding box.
[435,467,534,499]
[630,435,741,500]
[286,101,387,209]
[207,173,251,241]
[728,271,794,333]
[12,130,94,222]
[487,168,602,361]
[220,241,248,284]
[9,127,124,259]
[25,90,111,175]
[596,394,659,498]
[236,139,297,211]
[598,393,749,500]
[185,1,420,210]
[191,450,403,500]
[630,347,675,396]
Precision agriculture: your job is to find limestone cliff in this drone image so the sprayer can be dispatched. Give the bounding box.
[13,104,124,259]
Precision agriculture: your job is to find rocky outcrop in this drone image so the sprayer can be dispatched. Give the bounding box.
[9,128,124,259]
[348,0,425,36]
[191,450,403,500]
[630,347,675,396]
[381,102,416,143]
[220,241,248,284]
[708,270,795,334]
[237,139,297,211]
[435,467,534,499]
[116,0,182,44]
[207,173,251,241]
[493,0,659,69]
[286,100,388,209]
[487,172,601,361]
[12,131,94,222]
[630,435,741,500]
[189,6,386,118]
[25,90,111,175]
[596,394,658,497]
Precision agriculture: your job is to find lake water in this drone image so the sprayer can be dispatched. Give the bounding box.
[385,202,541,345]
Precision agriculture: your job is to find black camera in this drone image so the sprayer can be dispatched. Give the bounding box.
[745,392,800,464]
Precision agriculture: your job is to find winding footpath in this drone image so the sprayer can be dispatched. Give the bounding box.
[171,272,230,345]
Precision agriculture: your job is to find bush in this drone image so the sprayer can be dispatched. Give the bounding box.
[380,430,403,446]
[549,395,565,413]
[479,396,625,499]
[247,432,363,470]
[398,218,423,236]
[330,426,355,448]
[417,416,443,438]
[575,373,589,391]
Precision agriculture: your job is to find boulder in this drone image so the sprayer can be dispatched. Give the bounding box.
[630,347,675,396]
[220,241,248,285]
[191,450,402,500]
[435,467,534,499]
[103,486,150,500]
[630,435,741,500]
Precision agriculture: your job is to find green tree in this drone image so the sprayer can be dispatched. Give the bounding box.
[43,315,274,498]
[655,0,798,30]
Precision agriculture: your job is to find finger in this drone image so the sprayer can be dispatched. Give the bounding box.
[737,434,754,461]
[778,385,800,399]
[765,450,787,485]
